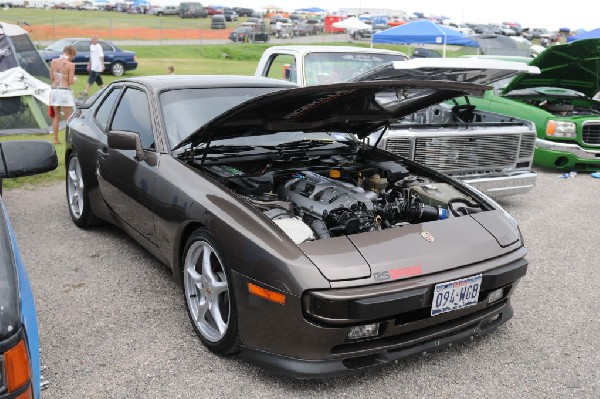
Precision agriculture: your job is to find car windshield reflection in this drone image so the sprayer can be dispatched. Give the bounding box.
[161,87,283,149]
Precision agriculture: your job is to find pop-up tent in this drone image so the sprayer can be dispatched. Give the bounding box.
[567,28,600,42]
[0,21,53,135]
[371,19,479,57]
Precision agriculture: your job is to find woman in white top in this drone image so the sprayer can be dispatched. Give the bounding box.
[49,45,76,144]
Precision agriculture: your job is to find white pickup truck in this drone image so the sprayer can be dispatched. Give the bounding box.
[255,45,539,197]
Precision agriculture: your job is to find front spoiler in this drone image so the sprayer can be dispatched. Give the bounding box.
[241,301,513,379]
[462,171,537,197]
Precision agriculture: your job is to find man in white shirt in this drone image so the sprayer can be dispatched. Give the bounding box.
[275,20,282,38]
[81,36,104,97]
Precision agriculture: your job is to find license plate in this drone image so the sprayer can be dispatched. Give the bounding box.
[431,274,482,316]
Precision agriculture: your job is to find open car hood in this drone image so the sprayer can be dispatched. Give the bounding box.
[351,58,539,85]
[503,38,600,98]
[173,80,489,150]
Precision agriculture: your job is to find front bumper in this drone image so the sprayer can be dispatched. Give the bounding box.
[534,138,600,170]
[232,249,528,378]
[242,302,513,378]
[462,171,537,198]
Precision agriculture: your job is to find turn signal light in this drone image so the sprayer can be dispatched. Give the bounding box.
[5,339,31,393]
[546,120,556,135]
[248,283,286,304]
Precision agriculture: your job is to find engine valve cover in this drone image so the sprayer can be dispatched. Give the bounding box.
[277,171,375,219]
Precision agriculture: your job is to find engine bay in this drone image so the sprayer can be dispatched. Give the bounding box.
[515,97,600,117]
[200,148,485,244]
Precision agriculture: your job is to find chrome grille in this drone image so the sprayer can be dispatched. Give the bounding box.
[384,137,411,158]
[519,133,536,159]
[413,134,521,173]
[582,122,600,146]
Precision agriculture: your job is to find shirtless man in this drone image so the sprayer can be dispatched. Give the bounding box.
[49,45,76,144]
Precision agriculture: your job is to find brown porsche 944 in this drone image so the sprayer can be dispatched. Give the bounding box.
[65,76,528,377]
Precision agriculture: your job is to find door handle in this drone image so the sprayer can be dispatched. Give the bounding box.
[97,146,109,159]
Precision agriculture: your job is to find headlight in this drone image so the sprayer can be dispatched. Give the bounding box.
[462,183,523,244]
[546,120,577,138]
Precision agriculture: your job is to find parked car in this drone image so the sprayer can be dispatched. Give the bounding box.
[293,21,318,36]
[40,38,137,76]
[0,140,58,399]
[179,2,207,18]
[204,6,222,15]
[153,5,179,16]
[65,75,528,378]
[210,14,226,29]
[79,1,99,11]
[411,47,442,58]
[223,9,238,21]
[305,18,324,33]
[229,25,269,42]
[233,7,254,17]
[458,39,600,171]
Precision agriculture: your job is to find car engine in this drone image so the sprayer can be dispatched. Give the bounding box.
[207,157,482,244]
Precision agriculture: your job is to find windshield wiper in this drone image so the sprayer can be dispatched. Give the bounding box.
[205,144,256,154]
[173,144,255,159]
[263,138,349,153]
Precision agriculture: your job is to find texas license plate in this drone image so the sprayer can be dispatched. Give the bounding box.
[431,274,482,316]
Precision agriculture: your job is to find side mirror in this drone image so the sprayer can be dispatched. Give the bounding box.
[0,140,58,178]
[107,130,144,161]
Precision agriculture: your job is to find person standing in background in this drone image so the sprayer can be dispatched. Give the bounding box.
[80,36,104,97]
[49,45,77,144]
[167,65,175,75]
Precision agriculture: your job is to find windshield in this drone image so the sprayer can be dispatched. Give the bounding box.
[45,38,74,52]
[161,87,286,149]
[304,52,407,85]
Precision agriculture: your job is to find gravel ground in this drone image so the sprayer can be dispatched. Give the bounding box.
[3,167,599,398]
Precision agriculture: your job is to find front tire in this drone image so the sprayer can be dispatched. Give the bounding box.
[66,152,99,227]
[110,62,125,76]
[183,230,240,355]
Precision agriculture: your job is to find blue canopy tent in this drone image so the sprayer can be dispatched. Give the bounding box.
[371,19,479,57]
[294,7,327,12]
[567,28,600,42]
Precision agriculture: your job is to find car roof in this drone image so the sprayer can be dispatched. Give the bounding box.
[117,75,298,91]
[264,45,407,56]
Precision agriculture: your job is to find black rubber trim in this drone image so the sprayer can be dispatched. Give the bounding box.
[480,257,528,290]
[348,287,429,319]
[241,304,513,379]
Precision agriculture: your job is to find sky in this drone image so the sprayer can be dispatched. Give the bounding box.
[210,0,596,31]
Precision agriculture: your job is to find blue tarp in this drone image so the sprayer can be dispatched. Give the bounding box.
[567,28,600,42]
[294,7,327,12]
[372,19,479,47]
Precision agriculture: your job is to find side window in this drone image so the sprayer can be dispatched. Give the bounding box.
[75,40,90,53]
[94,88,121,132]
[100,42,112,52]
[264,54,297,83]
[111,88,155,150]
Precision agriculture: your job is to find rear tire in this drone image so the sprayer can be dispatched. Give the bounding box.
[182,229,240,356]
[110,62,125,76]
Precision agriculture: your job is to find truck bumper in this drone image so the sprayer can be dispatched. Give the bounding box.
[462,171,537,198]
[534,138,600,170]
